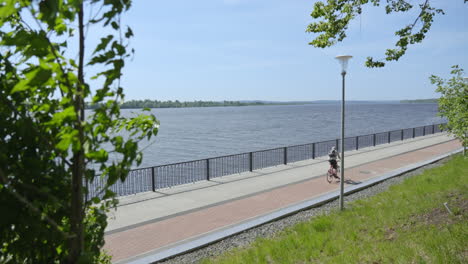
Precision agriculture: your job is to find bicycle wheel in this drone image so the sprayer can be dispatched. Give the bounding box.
[326,169,334,183]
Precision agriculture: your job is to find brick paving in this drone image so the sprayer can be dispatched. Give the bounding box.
[104,139,461,263]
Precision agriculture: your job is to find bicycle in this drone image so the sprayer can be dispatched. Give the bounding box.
[326,164,340,183]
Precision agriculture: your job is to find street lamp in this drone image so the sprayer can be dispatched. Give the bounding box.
[335,55,352,211]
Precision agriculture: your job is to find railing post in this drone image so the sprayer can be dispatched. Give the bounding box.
[413,127,415,138]
[401,129,404,141]
[432,124,435,134]
[388,132,391,143]
[423,126,426,136]
[355,136,359,150]
[373,133,376,146]
[336,139,339,150]
[283,147,287,165]
[312,143,315,159]
[206,159,210,181]
[249,152,253,172]
[151,167,155,192]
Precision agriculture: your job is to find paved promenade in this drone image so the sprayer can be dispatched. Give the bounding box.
[104,133,461,263]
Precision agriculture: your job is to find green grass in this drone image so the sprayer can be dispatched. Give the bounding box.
[201,155,468,264]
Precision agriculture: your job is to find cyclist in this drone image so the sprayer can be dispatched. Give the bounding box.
[328,146,341,177]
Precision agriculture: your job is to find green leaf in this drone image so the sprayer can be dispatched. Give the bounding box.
[112,42,126,55]
[86,149,108,162]
[125,26,133,38]
[93,35,113,54]
[56,133,73,151]
[29,68,52,86]
[0,0,16,20]
[111,21,119,30]
[11,67,52,94]
[10,79,29,94]
[39,0,59,26]
[54,21,67,35]
[48,106,76,125]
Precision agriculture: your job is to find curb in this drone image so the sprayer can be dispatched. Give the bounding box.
[119,148,463,264]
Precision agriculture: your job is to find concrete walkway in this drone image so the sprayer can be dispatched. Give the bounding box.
[104,133,461,263]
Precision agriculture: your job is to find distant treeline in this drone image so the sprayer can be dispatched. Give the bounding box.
[400,99,438,104]
[85,100,266,109]
[85,99,436,109]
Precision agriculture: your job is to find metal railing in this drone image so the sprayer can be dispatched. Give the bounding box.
[87,123,446,198]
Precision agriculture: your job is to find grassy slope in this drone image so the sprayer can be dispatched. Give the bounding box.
[202,155,468,264]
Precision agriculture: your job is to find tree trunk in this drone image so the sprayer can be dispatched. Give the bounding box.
[68,2,85,263]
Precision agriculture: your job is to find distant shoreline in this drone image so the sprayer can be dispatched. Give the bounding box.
[85,99,437,110]
[400,99,438,104]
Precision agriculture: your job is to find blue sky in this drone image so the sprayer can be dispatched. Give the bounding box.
[93,0,468,101]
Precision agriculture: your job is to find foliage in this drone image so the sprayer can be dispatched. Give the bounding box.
[430,66,468,155]
[0,0,158,263]
[306,0,451,67]
[201,154,468,263]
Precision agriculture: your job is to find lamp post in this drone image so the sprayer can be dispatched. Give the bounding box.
[335,55,352,211]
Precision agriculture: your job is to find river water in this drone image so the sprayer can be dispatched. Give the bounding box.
[114,103,442,168]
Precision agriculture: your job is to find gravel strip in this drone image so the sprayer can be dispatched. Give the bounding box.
[157,157,451,264]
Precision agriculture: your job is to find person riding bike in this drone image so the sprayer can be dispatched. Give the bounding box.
[328,146,341,176]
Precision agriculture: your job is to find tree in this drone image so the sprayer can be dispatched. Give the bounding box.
[0,0,158,263]
[430,66,468,156]
[305,0,468,67]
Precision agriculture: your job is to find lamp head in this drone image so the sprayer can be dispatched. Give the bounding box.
[335,55,353,74]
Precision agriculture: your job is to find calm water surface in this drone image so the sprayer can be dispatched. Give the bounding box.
[114,103,442,168]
